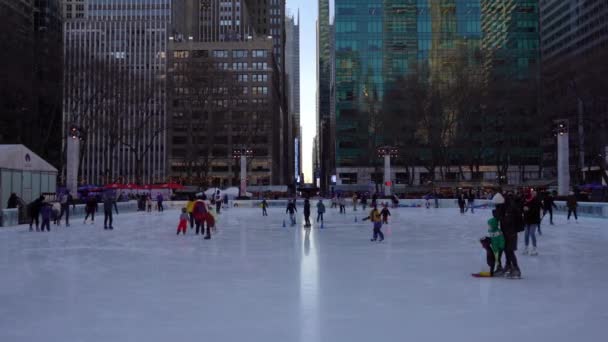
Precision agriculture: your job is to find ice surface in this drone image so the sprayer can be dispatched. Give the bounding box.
[1,206,607,342]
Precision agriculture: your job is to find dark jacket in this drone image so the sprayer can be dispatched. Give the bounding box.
[523,197,542,225]
[286,202,297,214]
[567,195,578,209]
[29,197,45,215]
[7,194,19,209]
[542,194,557,210]
[502,197,524,235]
[303,200,311,215]
[103,196,115,212]
[86,197,98,213]
[40,204,52,221]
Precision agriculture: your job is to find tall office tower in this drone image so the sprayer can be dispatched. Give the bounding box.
[333,0,541,190]
[540,0,608,184]
[166,40,282,187]
[0,0,63,167]
[317,0,333,193]
[286,11,300,184]
[62,0,86,19]
[63,0,171,184]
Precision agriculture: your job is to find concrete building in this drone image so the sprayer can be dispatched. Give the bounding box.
[166,39,282,187]
[63,0,171,184]
[285,11,300,185]
[540,0,608,185]
[316,0,333,193]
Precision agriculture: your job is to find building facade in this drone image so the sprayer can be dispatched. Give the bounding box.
[63,0,170,184]
[0,0,63,168]
[286,11,301,184]
[332,0,542,190]
[540,0,608,184]
[166,40,282,187]
[317,0,333,192]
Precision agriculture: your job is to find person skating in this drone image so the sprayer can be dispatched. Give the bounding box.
[338,196,346,214]
[146,196,153,213]
[371,193,378,207]
[215,190,222,214]
[59,191,73,227]
[352,193,358,211]
[501,194,523,279]
[7,193,19,209]
[51,201,61,225]
[363,205,384,242]
[486,210,505,276]
[261,199,268,216]
[360,194,368,211]
[380,204,391,224]
[567,192,578,223]
[331,195,337,209]
[465,191,476,214]
[316,200,325,223]
[28,195,45,231]
[186,196,195,229]
[286,200,297,226]
[523,191,542,255]
[193,196,212,239]
[303,198,311,227]
[392,195,400,208]
[176,208,188,235]
[457,193,466,214]
[39,202,52,232]
[156,193,164,212]
[103,193,115,230]
[541,191,558,225]
[84,195,98,224]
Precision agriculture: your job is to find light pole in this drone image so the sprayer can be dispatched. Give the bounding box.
[233,148,253,196]
[377,146,398,196]
[67,125,83,198]
[554,120,570,196]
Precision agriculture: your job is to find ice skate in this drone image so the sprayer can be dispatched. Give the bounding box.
[493,266,505,277]
[204,235,211,240]
[530,247,538,256]
[507,268,522,279]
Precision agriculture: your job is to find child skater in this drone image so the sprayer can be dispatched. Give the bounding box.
[286,199,297,226]
[474,210,505,277]
[176,208,188,235]
[380,203,391,224]
[363,205,384,242]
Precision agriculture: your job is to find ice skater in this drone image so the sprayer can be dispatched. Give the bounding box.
[352,193,358,211]
[363,205,384,242]
[103,193,115,230]
[215,190,222,214]
[567,192,578,223]
[303,198,311,227]
[84,195,98,224]
[40,202,52,232]
[261,199,268,216]
[176,208,188,235]
[475,210,505,277]
[501,194,523,279]
[316,199,325,223]
[156,193,164,212]
[146,196,153,213]
[28,195,44,231]
[193,195,212,239]
[286,199,297,226]
[360,194,368,211]
[186,196,195,229]
[523,191,541,255]
[339,196,346,214]
[457,193,466,214]
[541,191,557,225]
[380,204,391,224]
[465,190,475,214]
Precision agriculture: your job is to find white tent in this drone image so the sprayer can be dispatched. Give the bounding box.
[0,145,58,208]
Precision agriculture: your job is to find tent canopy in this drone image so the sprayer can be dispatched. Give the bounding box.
[0,145,57,173]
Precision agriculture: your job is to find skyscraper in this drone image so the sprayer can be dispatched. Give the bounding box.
[540,0,608,184]
[317,0,333,192]
[286,11,301,184]
[332,0,541,189]
[63,0,171,184]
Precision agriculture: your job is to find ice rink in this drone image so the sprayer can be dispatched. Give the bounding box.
[1,205,607,342]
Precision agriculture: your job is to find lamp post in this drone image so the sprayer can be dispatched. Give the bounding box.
[233,148,254,196]
[377,146,398,196]
[66,125,84,198]
[554,120,570,196]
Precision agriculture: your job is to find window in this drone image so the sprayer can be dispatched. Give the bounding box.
[213,50,228,58]
[252,86,268,95]
[232,50,248,58]
[232,62,248,70]
[252,74,268,82]
[252,50,268,58]
[252,62,267,70]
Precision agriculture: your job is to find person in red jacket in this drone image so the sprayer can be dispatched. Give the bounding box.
[193,195,213,239]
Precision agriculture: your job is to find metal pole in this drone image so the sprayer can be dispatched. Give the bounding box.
[384,154,391,196]
[240,155,247,196]
[557,131,570,196]
[578,98,585,182]
[66,137,80,198]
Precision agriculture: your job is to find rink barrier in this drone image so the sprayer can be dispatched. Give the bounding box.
[3,199,607,227]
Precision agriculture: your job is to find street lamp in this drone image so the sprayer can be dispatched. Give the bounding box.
[233,148,254,196]
[66,124,83,198]
[377,146,398,196]
[553,120,570,196]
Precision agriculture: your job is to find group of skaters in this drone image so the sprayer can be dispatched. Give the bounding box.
[7,192,75,232]
[136,193,166,213]
[479,188,580,279]
[176,192,224,239]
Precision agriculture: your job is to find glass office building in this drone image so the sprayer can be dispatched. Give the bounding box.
[333,0,541,187]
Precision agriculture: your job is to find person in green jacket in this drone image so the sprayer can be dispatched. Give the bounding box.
[477,210,505,277]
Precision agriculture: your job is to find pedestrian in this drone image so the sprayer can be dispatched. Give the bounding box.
[193,195,213,239]
[501,194,523,279]
[186,195,195,229]
[303,198,311,227]
[40,202,52,232]
[523,191,541,255]
[352,193,358,211]
[363,205,384,242]
[28,195,45,231]
[316,199,325,223]
[286,199,297,226]
[103,193,115,230]
[176,208,188,235]
[59,191,73,227]
[156,193,164,212]
[7,193,19,209]
[380,204,391,224]
[261,198,268,216]
[541,191,558,225]
[567,192,578,223]
[84,195,97,224]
